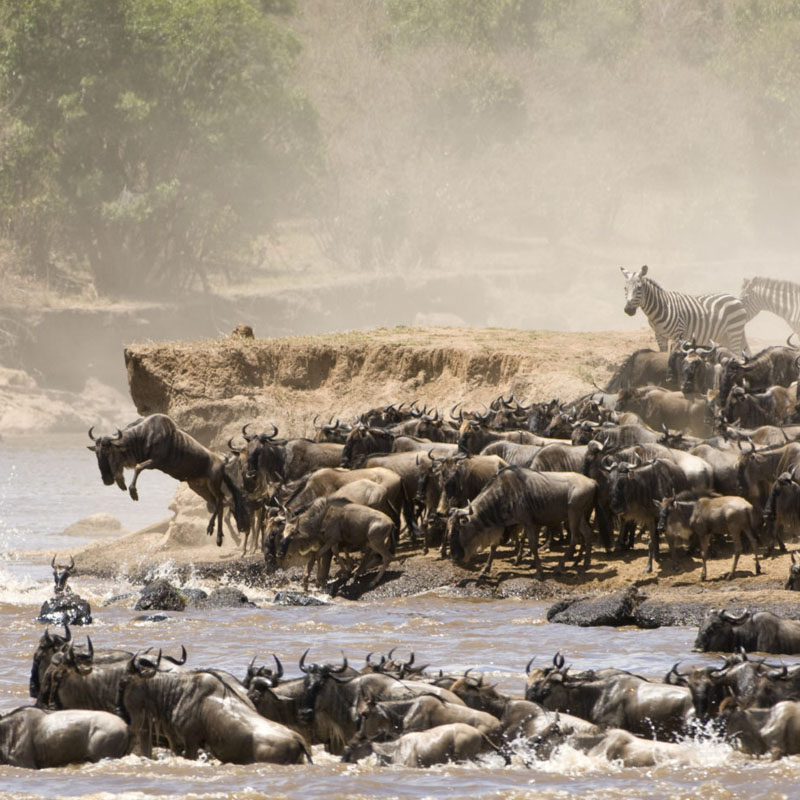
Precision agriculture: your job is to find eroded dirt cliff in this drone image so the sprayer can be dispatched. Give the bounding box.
[124,326,650,446]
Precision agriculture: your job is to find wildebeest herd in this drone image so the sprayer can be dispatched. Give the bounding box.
[87,322,800,591]
[11,618,800,770]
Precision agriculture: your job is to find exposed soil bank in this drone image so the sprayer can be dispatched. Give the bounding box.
[124,326,648,447]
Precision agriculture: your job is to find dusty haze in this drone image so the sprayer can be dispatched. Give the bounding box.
[2,0,799,399]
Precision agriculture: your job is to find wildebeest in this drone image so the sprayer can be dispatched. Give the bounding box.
[278,497,396,592]
[719,343,800,404]
[616,386,711,438]
[417,452,506,555]
[608,455,690,571]
[723,384,797,428]
[0,706,129,768]
[525,656,694,740]
[235,422,344,490]
[457,419,540,455]
[736,440,800,522]
[117,651,311,763]
[50,555,75,594]
[447,465,597,580]
[342,722,494,766]
[656,492,761,580]
[295,652,464,754]
[604,348,673,392]
[763,469,800,553]
[88,414,250,546]
[534,723,699,767]
[721,697,800,758]
[695,609,800,654]
[37,638,187,714]
[355,694,502,744]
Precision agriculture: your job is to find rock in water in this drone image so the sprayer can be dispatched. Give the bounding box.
[272,590,329,607]
[203,587,255,608]
[38,593,92,626]
[134,580,186,612]
[547,586,641,627]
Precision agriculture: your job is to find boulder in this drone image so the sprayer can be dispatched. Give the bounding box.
[202,587,255,608]
[272,590,329,607]
[134,579,186,612]
[38,592,92,626]
[547,586,641,627]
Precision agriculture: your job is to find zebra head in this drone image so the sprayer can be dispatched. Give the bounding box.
[620,265,648,316]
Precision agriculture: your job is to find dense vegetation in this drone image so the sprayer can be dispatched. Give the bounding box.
[2,0,800,298]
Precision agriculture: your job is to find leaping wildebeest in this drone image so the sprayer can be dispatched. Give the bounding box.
[88,413,250,546]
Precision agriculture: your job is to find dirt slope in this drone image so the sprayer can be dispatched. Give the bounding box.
[124,326,650,446]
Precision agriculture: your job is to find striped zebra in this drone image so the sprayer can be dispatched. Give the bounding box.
[740,276,800,335]
[620,265,749,354]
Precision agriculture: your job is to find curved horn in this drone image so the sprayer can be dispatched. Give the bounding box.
[313,414,322,430]
[526,656,535,675]
[67,555,74,571]
[266,423,279,440]
[242,423,254,441]
[299,648,310,674]
[332,652,349,673]
[87,426,98,441]
[720,608,750,624]
[272,654,284,681]
[666,662,684,684]
[227,438,244,455]
[51,555,56,569]
[112,428,123,441]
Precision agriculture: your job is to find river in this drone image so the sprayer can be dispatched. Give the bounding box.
[0,435,796,799]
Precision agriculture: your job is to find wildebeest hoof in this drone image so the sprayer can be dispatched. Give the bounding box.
[129,487,139,501]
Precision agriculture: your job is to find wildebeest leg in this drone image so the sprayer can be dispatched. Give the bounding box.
[364,523,393,587]
[216,498,225,546]
[697,529,710,581]
[302,551,318,592]
[526,524,544,581]
[646,520,659,574]
[128,459,155,501]
[477,545,497,579]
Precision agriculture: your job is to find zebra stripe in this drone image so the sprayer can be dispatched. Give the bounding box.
[740,276,800,334]
[621,266,749,353]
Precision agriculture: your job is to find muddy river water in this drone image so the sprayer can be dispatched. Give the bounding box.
[0,436,796,799]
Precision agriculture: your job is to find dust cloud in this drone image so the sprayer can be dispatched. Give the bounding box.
[4,0,800,406]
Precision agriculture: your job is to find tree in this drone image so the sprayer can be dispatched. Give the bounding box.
[0,0,320,296]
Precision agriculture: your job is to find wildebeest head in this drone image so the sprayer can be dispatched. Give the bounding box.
[236,422,281,492]
[524,653,566,702]
[277,498,327,561]
[297,649,350,723]
[694,608,751,652]
[87,426,127,490]
[680,343,715,394]
[243,654,284,690]
[37,636,95,709]
[445,506,472,563]
[29,623,71,699]
[620,265,648,316]
[51,554,75,595]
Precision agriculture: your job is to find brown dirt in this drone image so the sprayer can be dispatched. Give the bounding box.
[124,326,651,447]
[60,325,799,614]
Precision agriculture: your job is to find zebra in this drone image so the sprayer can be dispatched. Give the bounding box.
[740,276,800,336]
[620,265,750,354]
